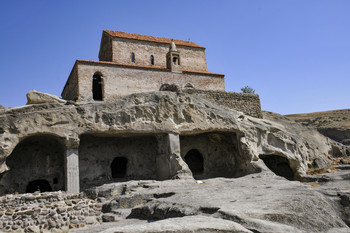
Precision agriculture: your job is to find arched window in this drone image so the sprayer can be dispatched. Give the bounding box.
[92,73,103,101]
[26,179,52,193]
[185,149,204,175]
[173,56,178,65]
[131,53,135,63]
[111,157,128,178]
[150,55,154,65]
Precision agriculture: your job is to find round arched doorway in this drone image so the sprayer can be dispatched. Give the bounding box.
[184,149,204,176]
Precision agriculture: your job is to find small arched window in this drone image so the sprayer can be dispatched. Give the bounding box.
[92,73,103,101]
[131,53,135,63]
[111,157,128,178]
[150,55,154,65]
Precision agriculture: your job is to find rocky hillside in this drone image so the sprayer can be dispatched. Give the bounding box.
[0,91,349,232]
[286,109,350,145]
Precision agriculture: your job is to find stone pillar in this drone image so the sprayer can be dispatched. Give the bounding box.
[65,148,80,194]
[156,132,192,180]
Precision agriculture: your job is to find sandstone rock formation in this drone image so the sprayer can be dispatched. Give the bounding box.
[1,92,348,176]
[0,91,349,232]
[83,172,350,233]
[286,109,350,146]
[26,89,67,105]
[0,105,5,110]
[0,91,347,181]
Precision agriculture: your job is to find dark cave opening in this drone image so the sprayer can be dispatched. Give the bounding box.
[111,157,128,178]
[260,155,294,180]
[26,179,52,193]
[185,149,204,175]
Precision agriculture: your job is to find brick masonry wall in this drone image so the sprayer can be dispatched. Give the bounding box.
[62,65,79,101]
[183,89,262,118]
[111,38,208,71]
[0,191,103,232]
[73,62,225,102]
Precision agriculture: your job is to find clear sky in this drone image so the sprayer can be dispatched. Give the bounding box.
[1,0,349,115]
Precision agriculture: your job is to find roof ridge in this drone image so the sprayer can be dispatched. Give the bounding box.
[103,30,205,49]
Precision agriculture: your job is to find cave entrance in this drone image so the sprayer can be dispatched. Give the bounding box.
[26,179,52,193]
[0,135,65,195]
[185,149,204,176]
[111,157,128,178]
[79,135,158,190]
[260,155,294,180]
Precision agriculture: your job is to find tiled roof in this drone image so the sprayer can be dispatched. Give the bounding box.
[76,60,224,77]
[104,30,205,49]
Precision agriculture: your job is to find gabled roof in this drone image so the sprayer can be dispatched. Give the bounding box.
[104,30,205,49]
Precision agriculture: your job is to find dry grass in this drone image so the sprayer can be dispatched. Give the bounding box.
[303,182,320,187]
[306,158,349,175]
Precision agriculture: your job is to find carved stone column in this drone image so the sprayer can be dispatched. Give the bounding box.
[156,132,192,180]
[65,138,80,194]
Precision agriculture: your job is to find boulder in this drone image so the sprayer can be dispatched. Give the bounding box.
[97,175,349,232]
[26,89,66,105]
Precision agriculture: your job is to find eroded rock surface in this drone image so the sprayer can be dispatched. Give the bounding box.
[0,91,347,181]
[0,91,350,232]
[74,170,350,233]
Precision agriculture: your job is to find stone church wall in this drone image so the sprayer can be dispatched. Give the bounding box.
[62,64,79,101]
[183,89,263,118]
[107,38,208,71]
[62,61,225,102]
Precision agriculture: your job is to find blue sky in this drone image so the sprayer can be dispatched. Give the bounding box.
[0,0,349,115]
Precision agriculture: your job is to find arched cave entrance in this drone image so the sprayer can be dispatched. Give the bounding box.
[26,179,52,193]
[79,135,157,190]
[260,155,294,180]
[180,133,240,179]
[0,135,65,195]
[185,149,204,176]
[111,157,128,178]
[92,73,103,101]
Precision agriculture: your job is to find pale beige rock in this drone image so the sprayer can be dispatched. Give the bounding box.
[0,91,347,182]
[101,215,252,233]
[26,89,66,105]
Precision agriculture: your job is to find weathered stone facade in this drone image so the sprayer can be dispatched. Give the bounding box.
[0,191,103,232]
[1,30,350,232]
[1,91,347,196]
[183,89,263,118]
[62,60,225,102]
[0,30,272,197]
[62,30,225,102]
[99,30,208,71]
